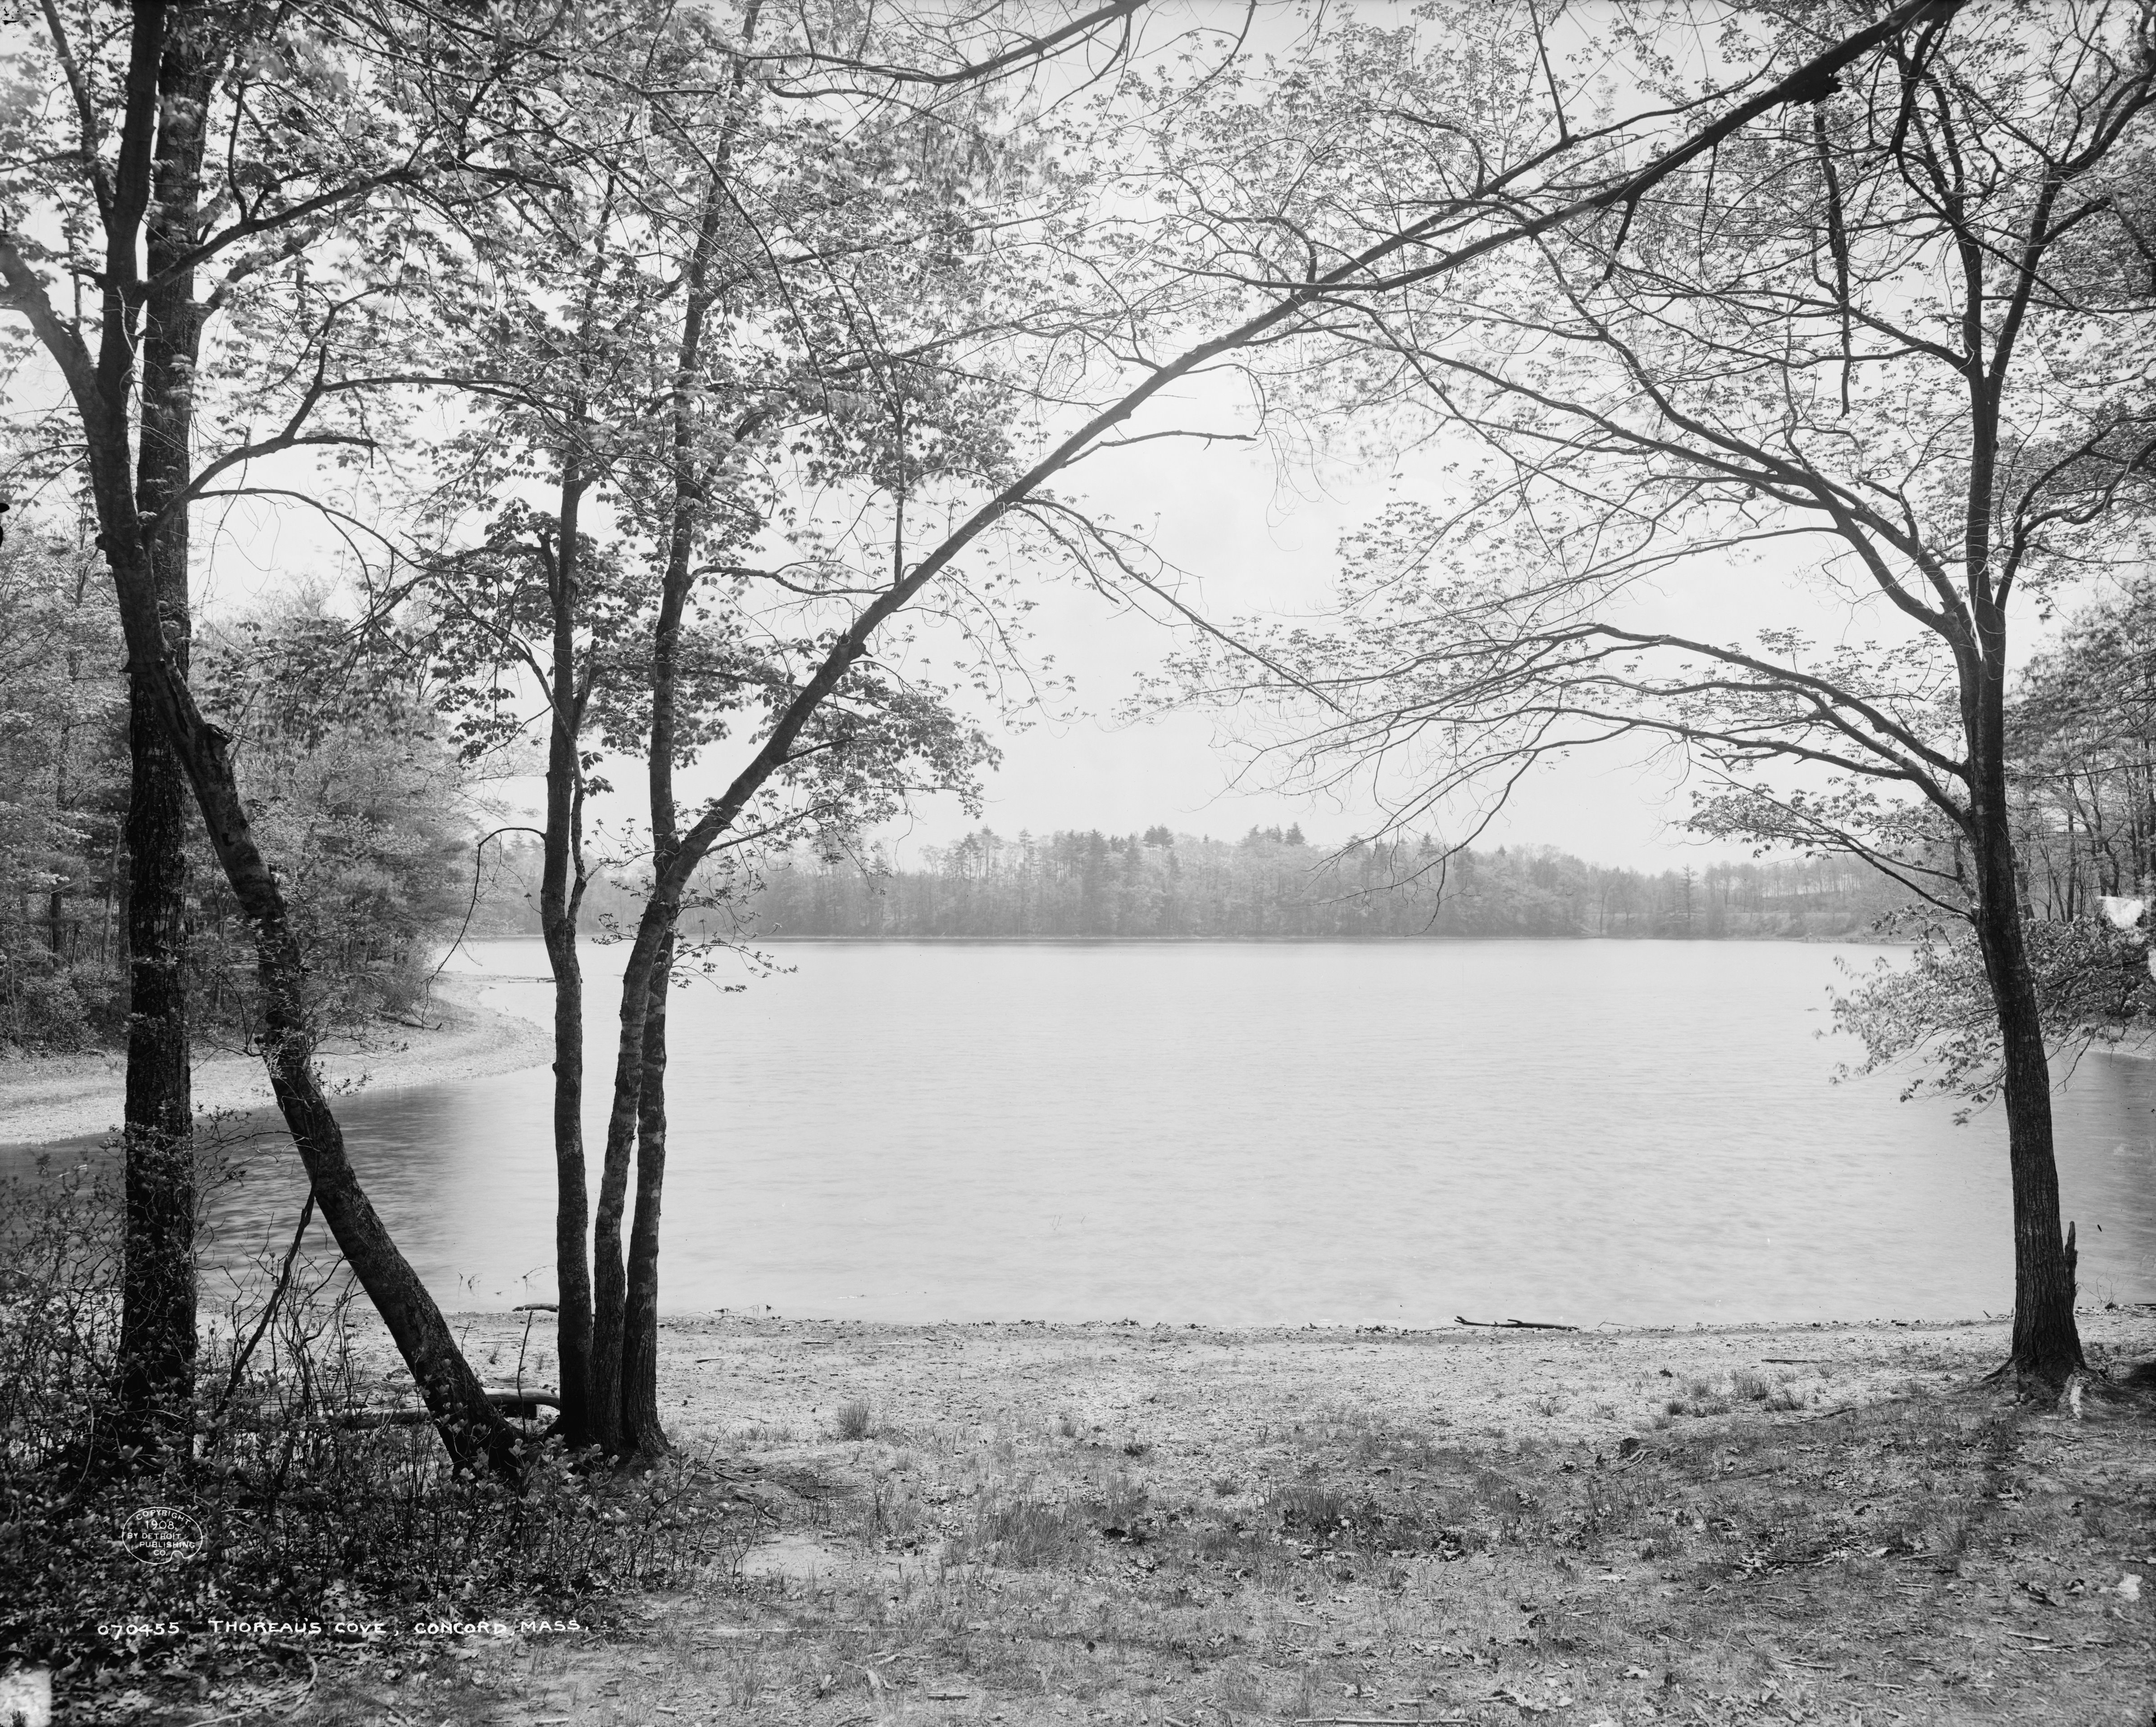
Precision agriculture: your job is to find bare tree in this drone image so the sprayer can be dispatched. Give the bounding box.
[1165,2,2154,1388]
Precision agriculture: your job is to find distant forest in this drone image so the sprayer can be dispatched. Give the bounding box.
[482,827,1910,942]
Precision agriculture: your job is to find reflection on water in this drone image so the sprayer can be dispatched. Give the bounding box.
[11,940,2156,1325]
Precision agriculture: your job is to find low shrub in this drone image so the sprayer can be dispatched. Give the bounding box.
[0,1157,760,1685]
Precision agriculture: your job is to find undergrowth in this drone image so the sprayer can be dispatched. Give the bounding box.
[0,1154,760,1684]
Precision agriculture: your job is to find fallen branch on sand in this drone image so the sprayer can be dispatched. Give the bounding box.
[1455,1316,1580,1332]
[327,1391,562,1431]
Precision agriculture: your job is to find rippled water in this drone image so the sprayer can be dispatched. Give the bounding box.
[13,939,2156,1325]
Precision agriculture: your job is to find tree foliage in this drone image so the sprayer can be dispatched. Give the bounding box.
[0,529,125,1050]
[190,603,480,1040]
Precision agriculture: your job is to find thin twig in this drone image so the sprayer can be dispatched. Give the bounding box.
[210,1191,316,1428]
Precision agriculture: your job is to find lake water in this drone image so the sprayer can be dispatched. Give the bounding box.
[13,940,2156,1325]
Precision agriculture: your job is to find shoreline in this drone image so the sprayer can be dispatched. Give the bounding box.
[0,975,551,1151]
[429,1307,2156,1464]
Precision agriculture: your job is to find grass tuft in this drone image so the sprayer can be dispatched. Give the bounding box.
[832,1396,874,1441]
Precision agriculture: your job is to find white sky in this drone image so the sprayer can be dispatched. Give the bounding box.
[872,429,1742,866]
[8,341,1929,875]
[6,0,2041,874]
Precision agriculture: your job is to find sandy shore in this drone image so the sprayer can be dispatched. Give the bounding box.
[0,976,551,1150]
[432,1304,2156,1470]
[299,1307,2154,1727]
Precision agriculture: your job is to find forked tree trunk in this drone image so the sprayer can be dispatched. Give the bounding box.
[588,880,684,1457]
[6,314,524,1488]
[127,632,526,1477]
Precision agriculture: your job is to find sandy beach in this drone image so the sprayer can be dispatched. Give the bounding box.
[0,976,551,1151]
[437,1304,2156,1479]
[283,1306,2156,1727]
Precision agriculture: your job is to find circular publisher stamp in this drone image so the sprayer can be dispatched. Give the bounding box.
[119,1506,204,1565]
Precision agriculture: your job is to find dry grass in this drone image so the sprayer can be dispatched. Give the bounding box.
[832,1396,875,1441]
[235,1312,2156,1727]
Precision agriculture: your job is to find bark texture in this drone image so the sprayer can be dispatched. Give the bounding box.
[621,941,671,1459]
[1968,663,2086,1388]
[538,477,595,1450]
[114,0,215,1445]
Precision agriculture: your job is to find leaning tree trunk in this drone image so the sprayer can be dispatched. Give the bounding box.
[5,0,519,1478]
[127,632,527,1477]
[77,452,524,1477]
[113,0,215,1449]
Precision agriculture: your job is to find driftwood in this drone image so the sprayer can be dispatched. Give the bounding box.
[1454,1315,1580,1332]
[326,1391,563,1432]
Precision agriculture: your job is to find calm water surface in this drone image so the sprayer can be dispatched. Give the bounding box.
[17,941,2156,1324]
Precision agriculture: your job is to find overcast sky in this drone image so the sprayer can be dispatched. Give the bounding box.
[5,0,2018,877]
[142,356,1942,875]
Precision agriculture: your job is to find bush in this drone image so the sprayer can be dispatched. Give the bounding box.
[0,955,125,1053]
[0,1159,761,1686]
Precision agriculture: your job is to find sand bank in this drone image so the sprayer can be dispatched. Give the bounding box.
[0,976,550,1151]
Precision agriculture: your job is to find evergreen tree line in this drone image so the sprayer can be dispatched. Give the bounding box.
[743,827,1908,940]
[470,825,1910,942]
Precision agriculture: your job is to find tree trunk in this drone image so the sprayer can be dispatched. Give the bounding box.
[114,0,217,1448]
[621,934,672,1457]
[6,0,521,1478]
[586,978,640,1455]
[605,130,745,1456]
[135,645,526,1477]
[538,477,594,1450]
[116,677,193,1442]
[1969,668,2086,1391]
[589,889,683,1456]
